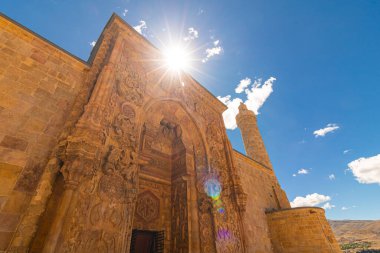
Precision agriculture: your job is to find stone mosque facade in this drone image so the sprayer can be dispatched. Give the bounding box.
[0,13,341,253]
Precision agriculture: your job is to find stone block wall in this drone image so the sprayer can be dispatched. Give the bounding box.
[0,14,87,251]
[266,207,341,253]
[233,150,290,253]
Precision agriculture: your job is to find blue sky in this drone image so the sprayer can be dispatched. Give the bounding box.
[1,0,379,220]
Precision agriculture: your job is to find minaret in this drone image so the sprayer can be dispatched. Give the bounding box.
[236,103,272,169]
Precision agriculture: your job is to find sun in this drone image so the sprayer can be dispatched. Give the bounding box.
[163,44,191,72]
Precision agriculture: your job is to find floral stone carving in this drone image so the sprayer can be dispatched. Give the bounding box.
[135,191,160,222]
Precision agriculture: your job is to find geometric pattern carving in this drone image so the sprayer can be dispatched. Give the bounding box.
[135,191,160,222]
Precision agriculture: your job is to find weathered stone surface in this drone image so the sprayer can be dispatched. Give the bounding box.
[267,208,342,253]
[236,103,272,169]
[0,13,341,253]
[14,160,44,193]
[0,12,87,252]
[0,162,23,195]
[234,151,289,252]
[0,213,20,232]
[0,136,28,151]
[0,231,13,250]
[1,190,31,213]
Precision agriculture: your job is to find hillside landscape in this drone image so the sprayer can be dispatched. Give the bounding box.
[330,220,380,252]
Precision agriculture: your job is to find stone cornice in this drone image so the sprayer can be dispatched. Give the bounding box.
[233,149,274,176]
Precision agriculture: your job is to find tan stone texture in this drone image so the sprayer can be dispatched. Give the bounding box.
[0,13,86,251]
[267,208,342,253]
[236,103,272,169]
[0,13,341,253]
[234,151,290,253]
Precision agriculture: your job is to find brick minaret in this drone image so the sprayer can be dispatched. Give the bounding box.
[236,103,272,169]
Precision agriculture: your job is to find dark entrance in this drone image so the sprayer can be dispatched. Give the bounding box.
[130,230,164,253]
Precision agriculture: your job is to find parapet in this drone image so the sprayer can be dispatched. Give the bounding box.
[266,207,342,253]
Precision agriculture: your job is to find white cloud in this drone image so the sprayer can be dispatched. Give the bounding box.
[218,77,276,130]
[292,168,310,177]
[329,174,336,180]
[290,193,331,208]
[202,40,223,62]
[133,20,147,35]
[313,123,339,137]
[293,168,310,177]
[322,202,335,210]
[217,95,243,130]
[204,46,222,59]
[90,41,96,47]
[298,168,309,174]
[184,27,199,41]
[341,205,356,211]
[343,149,351,154]
[235,78,251,93]
[245,77,276,115]
[206,46,222,57]
[348,154,380,185]
[122,9,128,16]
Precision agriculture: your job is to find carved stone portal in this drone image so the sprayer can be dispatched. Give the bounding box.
[24,24,246,253]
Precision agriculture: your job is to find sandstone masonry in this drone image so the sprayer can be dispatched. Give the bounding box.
[0,13,341,253]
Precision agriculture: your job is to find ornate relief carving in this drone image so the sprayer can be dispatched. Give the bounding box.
[18,20,250,252]
[171,178,188,253]
[192,140,217,253]
[204,122,246,253]
[50,37,146,253]
[98,174,126,203]
[61,156,96,188]
[114,41,146,107]
[135,191,160,222]
[113,103,136,137]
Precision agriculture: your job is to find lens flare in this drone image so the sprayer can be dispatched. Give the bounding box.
[204,178,221,200]
[217,228,231,240]
[163,45,190,72]
[204,177,227,215]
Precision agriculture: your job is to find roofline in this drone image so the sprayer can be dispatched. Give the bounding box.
[88,13,162,65]
[266,206,325,214]
[1,12,227,112]
[233,148,272,171]
[0,12,88,65]
[184,73,227,111]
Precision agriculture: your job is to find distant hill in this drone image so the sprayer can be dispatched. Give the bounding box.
[329,220,380,252]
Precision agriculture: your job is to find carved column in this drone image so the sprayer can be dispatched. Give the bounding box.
[40,58,116,251]
[223,137,248,252]
[236,103,272,169]
[42,156,94,253]
[205,121,245,253]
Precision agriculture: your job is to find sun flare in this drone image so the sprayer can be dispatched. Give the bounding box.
[163,45,191,72]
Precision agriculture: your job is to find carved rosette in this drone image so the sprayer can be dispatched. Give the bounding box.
[135,191,160,223]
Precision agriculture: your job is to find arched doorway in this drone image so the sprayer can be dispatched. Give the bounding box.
[131,99,207,253]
